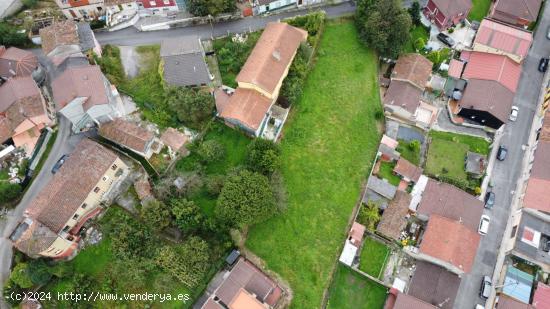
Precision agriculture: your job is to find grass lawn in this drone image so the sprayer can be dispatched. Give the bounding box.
[425,131,490,190]
[377,161,401,186]
[327,265,388,309]
[396,139,421,165]
[468,0,492,22]
[404,25,430,53]
[358,238,390,278]
[246,21,383,309]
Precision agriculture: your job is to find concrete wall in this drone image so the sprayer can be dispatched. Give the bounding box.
[0,0,23,19]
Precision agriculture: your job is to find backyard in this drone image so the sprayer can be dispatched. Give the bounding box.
[358,238,390,278]
[246,20,384,309]
[404,25,430,53]
[396,139,421,165]
[377,161,401,186]
[468,0,492,22]
[425,131,490,191]
[327,265,388,309]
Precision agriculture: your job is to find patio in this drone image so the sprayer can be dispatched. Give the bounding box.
[423,14,477,51]
[261,104,289,141]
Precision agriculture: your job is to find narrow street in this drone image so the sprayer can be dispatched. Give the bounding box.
[94,2,355,46]
[453,5,550,308]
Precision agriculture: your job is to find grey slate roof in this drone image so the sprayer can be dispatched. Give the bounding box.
[77,23,96,52]
[465,151,486,176]
[160,37,210,87]
[514,211,550,267]
[367,176,397,200]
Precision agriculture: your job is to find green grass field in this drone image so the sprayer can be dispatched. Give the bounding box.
[468,0,492,22]
[425,131,490,189]
[378,161,401,186]
[396,139,421,165]
[358,238,390,278]
[327,265,388,309]
[246,21,383,309]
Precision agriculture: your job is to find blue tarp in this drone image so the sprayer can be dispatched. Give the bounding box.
[503,266,534,304]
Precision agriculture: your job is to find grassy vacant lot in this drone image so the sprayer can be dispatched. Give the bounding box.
[396,139,421,165]
[404,25,430,53]
[425,131,490,190]
[246,21,383,309]
[327,265,388,309]
[359,238,390,278]
[468,0,492,22]
[378,161,401,186]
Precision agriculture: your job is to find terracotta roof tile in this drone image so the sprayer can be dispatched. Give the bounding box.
[219,87,272,131]
[236,22,307,95]
[417,179,483,231]
[99,119,154,154]
[393,293,437,309]
[524,143,550,212]
[533,283,550,309]
[52,65,109,110]
[498,294,535,309]
[377,191,411,240]
[474,19,532,61]
[349,222,365,246]
[394,158,423,182]
[492,0,542,22]
[448,59,465,78]
[160,128,189,153]
[39,20,79,55]
[431,0,472,17]
[420,215,480,273]
[13,220,58,257]
[408,261,461,309]
[0,46,38,78]
[463,52,522,92]
[392,53,433,89]
[26,139,119,233]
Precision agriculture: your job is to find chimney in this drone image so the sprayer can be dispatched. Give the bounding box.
[272,49,281,61]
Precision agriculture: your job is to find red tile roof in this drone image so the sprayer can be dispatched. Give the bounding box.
[26,139,119,233]
[431,0,472,17]
[39,20,79,55]
[392,54,433,89]
[463,52,522,92]
[419,215,480,273]
[417,179,484,232]
[474,19,532,61]
[498,294,535,309]
[160,127,189,153]
[52,65,109,111]
[533,283,550,309]
[393,292,437,309]
[219,87,272,131]
[524,142,550,212]
[349,222,365,247]
[448,59,465,78]
[394,158,423,183]
[99,119,154,154]
[236,22,307,95]
[0,46,38,78]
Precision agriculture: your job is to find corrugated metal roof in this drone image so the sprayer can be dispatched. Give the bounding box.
[474,19,532,60]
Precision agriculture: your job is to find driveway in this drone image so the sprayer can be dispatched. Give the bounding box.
[0,118,84,308]
[453,3,550,308]
[95,2,356,46]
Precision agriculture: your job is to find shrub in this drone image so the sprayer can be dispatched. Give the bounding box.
[357,201,381,231]
[280,43,310,105]
[140,199,172,232]
[246,139,281,175]
[90,19,106,30]
[9,263,32,289]
[171,199,204,233]
[0,182,21,207]
[198,140,225,163]
[205,175,225,196]
[408,140,420,153]
[166,87,215,130]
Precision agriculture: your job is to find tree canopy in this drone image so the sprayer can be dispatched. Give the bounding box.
[166,87,215,130]
[187,0,236,17]
[171,199,204,233]
[356,0,412,58]
[246,139,281,175]
[216,170,275,227]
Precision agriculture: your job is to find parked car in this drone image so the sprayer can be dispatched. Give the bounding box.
[479,215,491,235]
[480,275,492,299]
[509,106,519,121]
[484,192,495,209]
[437,33,455,47]
[497,146,507,161]
[539,57,549,73]
[51,154,69,174]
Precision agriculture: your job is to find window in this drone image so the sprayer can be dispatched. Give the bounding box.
[511,225,518,238]
[103,176,109,182]
[81,203,87,209]
[94,187,100,193]
[150,1,156,6]
[73,214,79,220]
[111,164,117,170]
[62,225,70,232]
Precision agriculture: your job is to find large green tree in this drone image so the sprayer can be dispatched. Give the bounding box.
[356,0,412,57]
[155,237,210,288]
[140,199,172,232]
[171,199,204,234]
[166,87,214,130]
[246,139,281,175]
[0,23,29,47]
[187,0,236,16]
[216,170,275,227]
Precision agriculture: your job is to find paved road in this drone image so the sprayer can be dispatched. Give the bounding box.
[95,2,356,46]
[0,116,83,306]
[453,5,550,308]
